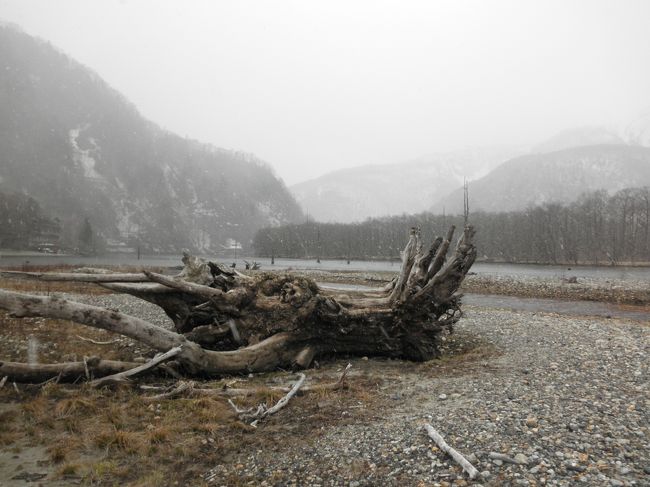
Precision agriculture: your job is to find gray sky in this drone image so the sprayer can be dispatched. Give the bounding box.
[1,0,649,185]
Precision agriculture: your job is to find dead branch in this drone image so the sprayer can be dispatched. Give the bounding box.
[142,380,196,402]
[229,373,306,426]
[424,423,479,479]
[0,358,140,383]
[0,270,150,282]
[89,346,183,387]
[76,335,121,345]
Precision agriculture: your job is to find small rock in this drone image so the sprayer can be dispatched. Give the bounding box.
[514,453,528,465]
[438,394,448,400]
[525,417,538,428]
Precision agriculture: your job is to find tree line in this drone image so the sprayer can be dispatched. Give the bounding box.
[0,192,60,249]
[253,187,650,265]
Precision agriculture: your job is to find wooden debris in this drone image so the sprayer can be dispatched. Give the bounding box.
[424,423,479,479]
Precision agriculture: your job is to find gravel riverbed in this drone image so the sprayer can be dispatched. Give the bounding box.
[65,293,649,486]
[1,264,644,487]
[199,305,648,487]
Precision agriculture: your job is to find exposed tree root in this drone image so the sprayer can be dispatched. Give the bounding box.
[0,226,476,383]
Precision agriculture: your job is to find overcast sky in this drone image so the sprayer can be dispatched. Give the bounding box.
[1,0,649,185]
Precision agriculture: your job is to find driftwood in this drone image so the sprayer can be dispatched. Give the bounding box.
[88,346,183,388]
[0,227,476,383]
[424,423,479,479]
[228,373,306,427]
[141,363,352,401]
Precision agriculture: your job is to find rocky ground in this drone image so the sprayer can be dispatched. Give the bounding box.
[200,305,649,487]
[0,269,648,486]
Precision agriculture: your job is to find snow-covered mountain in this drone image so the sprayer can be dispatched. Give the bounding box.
[290,147,521,223]
[434,144,650,214]
[624,110,650,147]
[0,24,302,252]
[532,126,626,154]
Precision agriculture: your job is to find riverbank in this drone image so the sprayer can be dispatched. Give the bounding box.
[285,268,650,306]
[462,274,650,306]
[0,290,647,486]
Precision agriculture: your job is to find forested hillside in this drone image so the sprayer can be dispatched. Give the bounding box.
[255,187,650,265]
[0,24,302,252]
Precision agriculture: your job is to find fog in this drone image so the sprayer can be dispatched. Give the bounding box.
[1,0,649,184]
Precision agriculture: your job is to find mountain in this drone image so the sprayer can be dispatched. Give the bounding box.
[532,126,625,153]
[290,147,520,223]
[624,110,650,147]
[434,145,650,214]
[0,24,302,252]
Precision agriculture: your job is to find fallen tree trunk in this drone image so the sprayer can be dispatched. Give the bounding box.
[0,226,476,382]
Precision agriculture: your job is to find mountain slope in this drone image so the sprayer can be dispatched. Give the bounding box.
[290,147,520,223]
[435,145,650,214]
[532,126,625,153]
[0,24,302,252]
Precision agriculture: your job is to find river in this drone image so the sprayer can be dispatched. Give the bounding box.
[318,283,650,322]
[1,252,648,282]
[2,251,648,321]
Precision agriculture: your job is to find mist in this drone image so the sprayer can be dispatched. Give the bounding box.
[2,0,649,184]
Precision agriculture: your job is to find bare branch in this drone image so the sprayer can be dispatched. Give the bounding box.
[424,423,479,479]
[89,346,183,387]
[0,270,150,282]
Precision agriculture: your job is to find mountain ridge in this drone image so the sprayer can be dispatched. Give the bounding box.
[0,24,302,252]
[434,144,650,214]
[290,147,522,223]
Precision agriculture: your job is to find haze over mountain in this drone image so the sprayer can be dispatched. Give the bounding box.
[0,24,302,252]
[291,120,650,223]
[290,147,522,223]
[435,144,650,214]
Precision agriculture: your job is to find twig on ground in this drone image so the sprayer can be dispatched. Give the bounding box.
[76,335,121,345]
[424,423,479,479]
[142,380,196,402]
[229,373,306,427]
[89,346,183,388]
[139,363,352,400]
[83,356,90,381]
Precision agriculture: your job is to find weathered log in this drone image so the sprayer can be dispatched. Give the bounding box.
[0,226,476,382]
[0,358,140,383]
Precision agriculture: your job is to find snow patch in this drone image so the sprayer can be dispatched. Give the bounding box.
[257,201,282,226]
[69,127,103,180]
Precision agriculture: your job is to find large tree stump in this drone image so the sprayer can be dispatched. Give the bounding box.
[0,226,476,382]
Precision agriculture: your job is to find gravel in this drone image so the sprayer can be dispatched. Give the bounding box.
[201,305,648,486]
[35,285,650,486]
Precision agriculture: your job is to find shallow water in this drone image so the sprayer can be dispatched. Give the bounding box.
[318,283,650,322]
[464,293,650,322]
[1,253,648,281]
